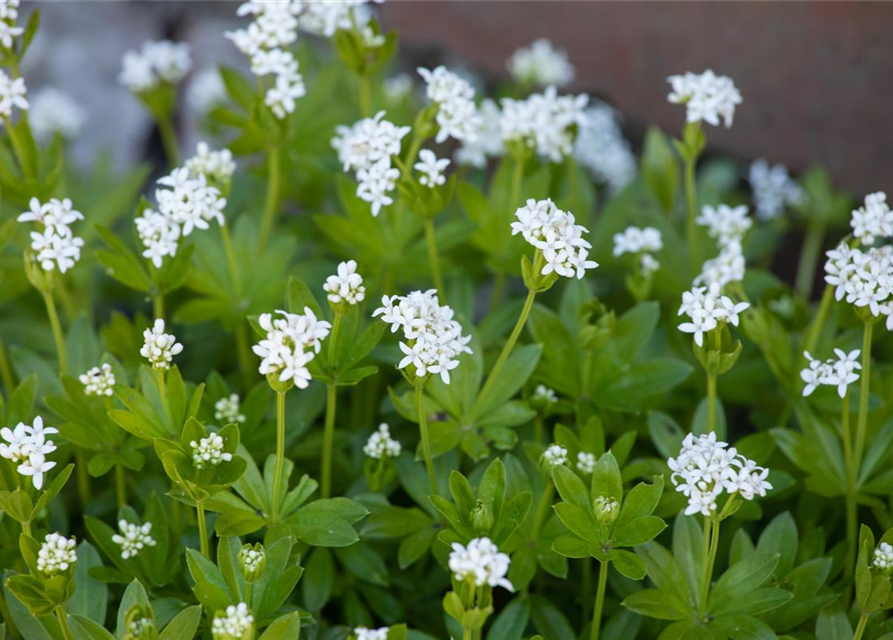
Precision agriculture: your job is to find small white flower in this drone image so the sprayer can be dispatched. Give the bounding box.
[455,98,504,168]
[667,70,742,128]
[211,602,254,640]
[79,363,116,397]
[677,283,749,347]
[576,452,596,474]
[418,65,480,143]
[190,433,233,469]
[324,260,366,306]
[119,40,191,93]
[696,204,752,246]
[3,416,58,489]
[363,423,401,459]
[874,542,893,571]
[543,444,568,467]
[501,87,588,163]
[0,14,22,50]
[850,192,893,245]
[19,197,84,273]
[448,537,513,591]
[238,545,265,574]
[574,102,636,193]
[37,532,77,574]
[383,73,413,103]
[111,520,156,559]
[414,149,449,188]
[508,38,574,88]
[532,384,557,405]
[800,349,861,398]
[749,159,802,220]
[140,319,184,371]
[214,394,246,424]
[0,68,28,120]
[354,627,389,640]
[253,308,332,388]
[511,198,598,280]
[29,88,87,142]
[613,225,662,274]
[185,142,236,185]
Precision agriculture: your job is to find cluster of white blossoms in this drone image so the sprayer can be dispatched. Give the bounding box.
[800,349,861,398]
[238,544,265,573]
[128,618,155,637]
[298,0,378,39]
[543,443,568,467]
[417,66,480,144]
[532,384,557,405]
[373,289,472,384]
[574,103,637,193]
[214,394,246,424]
[29,87,87,142]
[324,260,366,306]
[185,142,236,186]
[253,308,331,389]
[576,451,596,475]
[119,40,191,93]
[211,603,254,640]
[135,165,227,267]
[332,111,410,216]
[511,198,599,279]
[112,520,156,559]
[37,533,77,575]
[0,0,21,49]
[824,242,893,329]
[226,1,307,119]
[454,98,504,169]
[594,495,619,517]
[667,69,742,129]
[190,433,233,469]
[187,67,228,116]
[363,423,401,459]
[0,1,26,124]
[0,416,57,489]
[79,363,116,397]
[141,319,184,371]
[449,537,513,591]
[414,149,450,188]
[748,159,803,220]
[850,192,892,245]
[874,542,893,571]
[668,432,772,517]
[501,87,588,163]
[354,627,389,640]
[613,226,663,276]
[695,204,752,288]
[18,197,84,274]
[508,38,574,89]
[677,282,750,347]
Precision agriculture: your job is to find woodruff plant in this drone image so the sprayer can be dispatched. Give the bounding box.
[0,0,889,638]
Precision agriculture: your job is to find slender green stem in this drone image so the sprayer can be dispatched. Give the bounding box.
[75,451,90,508]
[462,628,472,640]
[684,155,701,269]
[271,390,287,521]
[478,289,536,402]
[245,582,253,608]
[795,221,825,299]
[55,607,74,640]
[531,482,554,536]
[257,147,282,251]
[533,415,543,444]
[424,219,445,293]
[698,517,719,617]
[42,288,67,375]
[235,321,253,389]
[221,223,242,294]
[590,560,608,640]
[196,500,209,558]
[852,321,874,488]
[853,613,869,640]
[803,285,835,356]
[22,520,31,537]
[841,394,856,578]
[510,155,525,207]
[153,293,165,321]
[707,374,717,433]
[415,383,437,495]
[115,461,126,510]
[358,74,372,117]
[0,330,14,395]
[157,369,168,418]
[157,116,180,168]
[321,383,337,499]
[328,312,343,368]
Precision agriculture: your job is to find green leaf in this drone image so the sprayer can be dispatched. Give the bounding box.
[622,589,688,621]
[67,542,107,624]
[709,552,779,614]
[552,464,590,510]
[642,126,679,213]
[68,615,115,640]
[159,605,202,640]
[257,612,301,640]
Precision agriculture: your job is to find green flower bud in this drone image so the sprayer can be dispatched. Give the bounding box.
[238,543,266,583]
[123,605,157,640]
[470,500,494,534]
[594,495,619,525]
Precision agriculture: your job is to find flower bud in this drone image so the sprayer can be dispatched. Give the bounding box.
[470,500,494,534]
[123,605,157,640]
[593,495,619,525]
[239,543,266,583]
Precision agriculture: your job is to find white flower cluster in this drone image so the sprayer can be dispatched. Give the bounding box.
[667,70,742,128]
[253,308,331,389]
[850,192,892,245]
[298,0,375,38]
[800,349,860,398]
[677,282,750,347]
[215,394,246,424]
[501,87,588,163]
[239,545,264,573]
[128,618,155,637]
[874,542,893,571]
[533,384,557,405]
[112,520,156,559]
[185,142,236,186]
[136,166,227,268]
[0,68,26,122]
[119,40,191,93]
[0,0,21,50]
[448,537,513,591]
[576,451,596,474]
[79,363,116,397]
[18,197,84,274]
[373,289,472,385]
[748,159,803,220]
[414,149,450,188]
[0,416,57,489]
[574,103,637,193]
[455,98,504,168]
[332,111,410,216]
[324,260,366,306]
[187,67,227,116]
[354,627,389,640]
[824,243,893,328]
[508,38,574,89]
[37,532,77,575]
[363,423,401,459]
[417,66,480,144]
[29,87,86,142]
[695,204,751,288]
[594,495,619,515]
[543,443,568,467]
[227,2,306,119]
[212,603,254,640]
[668,432,772,517]
[190,433,233,469]
[141,320,184,371]
[511,198,599,279]
[613,226,662,276]
[695,242,746,289]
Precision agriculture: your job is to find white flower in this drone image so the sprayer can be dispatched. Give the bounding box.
[79,363,116,397]
[576,452,596,474]
[298,0,372,38]
[214,394,246,424]
[511,198,598,279]
[697,204,752,246]
[363,423,401,459]
[354,627,389,640]
[29,88,86,142]
[0,18,21,49]
[373,290,472,385]
[677,283,750,347]
[824,243,893,322]
[0,68,27,120]
[850,192,893,245]
[135,208,180,268]
[417,65,480,143]
[414,149,449,188]
[324,260,366,306]
[501,87,588,163]
[594,495,619,516]
[574,103,636,193]
[384,73,413,103]
[874,542,893,571]
[187,67,228,115]
[800,349,861,398]
[264,66,306,119]
[613,226,662,257]
[185,142,236,185]
[455,98,505,168]
[253,308,332,389]
[37,533,77,574]
[19,197,84,273]
[695,240,746,288]
[211,603,254,640]
[532,384,557,405]
[156,167,227,236]
[449,537,513,591]
[2,416,58,489]
[543,444,568,467]
[508,38,574,88]
[129,618,155,637]
[190,433,233,469]
[18,452,56,490]
[749,159,802,220]
[0,0,18,22]
[140,319,184,371]
[355,155,399,215]
[112,520,156,559]
[238,545,265,573]
[667,70,742,128]
[119,40,191,93]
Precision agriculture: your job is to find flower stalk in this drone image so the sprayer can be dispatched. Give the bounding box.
[271,390,287,521]
[257,147,282,252]
[590,559,608,640]
[415,382,437,495]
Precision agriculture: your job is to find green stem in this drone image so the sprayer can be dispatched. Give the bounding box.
[55,607,74,640]
[157,116,180,168]
[511,155,525,207]
[196,500,209,558]
[841,393,856,578]
[415,382,437,495]
[424,219,445,293]
[115,461,126,510]
[271,390,287,521]
[462,628,472,640]
[533,415,543,444]
[531,482,554,536]
[328,312,343,368]
[852,321,874,489]
[795,221,825,299]
[0,330,14,395]
[245,582,253,608]
[590,560,608,640]
[853,613,869,640]
[235,321,253,390]
[321,383,337,499]
[42,288,67,375]
[478,289,536,402]
[358,74,372,117]
[803,285,835,356]
[489,272,506,311]
[153,293,165,321]
[257,147,282,252]
[707,374,717,433]
[75,451,89,508]
[698,517,719,617]
[221,223,242,295]
[684,155,701,269]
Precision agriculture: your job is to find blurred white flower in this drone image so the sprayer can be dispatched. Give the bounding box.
[418,65,480,143]
[112,520,156,559]
[215,394,246,424]
[574,103,636,193]
[79,363,116,397]
[850,192,892,245]
[748,159,803,220]
[324,260,366,306]
[696,204,752,246]
[508,38,574,89]
[414,148,449,187]
[543,443,568,467]
[501,87,588,163]
[667,69,742,128]
[363,423,401,459]
[119,40,191,93]
[455,98,504,168]
[211,603,254,640]
[185,142,236,186]
[0,67,26,122]
[576,451,596,474]
[187,67,228,115]
[29,87,86,142]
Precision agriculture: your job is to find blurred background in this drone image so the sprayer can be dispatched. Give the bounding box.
[24,1,893,193]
